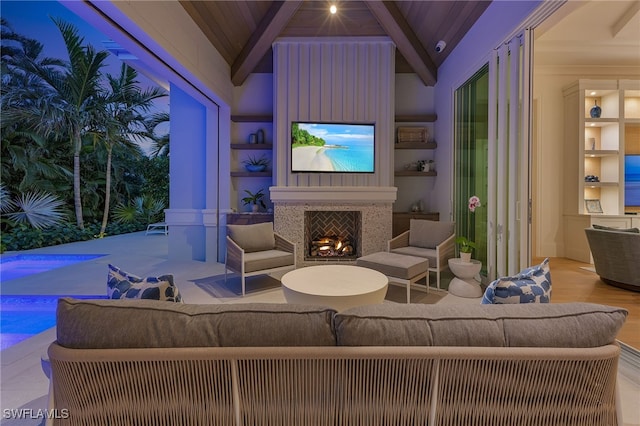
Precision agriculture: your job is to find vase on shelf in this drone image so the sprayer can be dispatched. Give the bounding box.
[590,100,602,118]
[460,252,472,263]
[256,129,265,144]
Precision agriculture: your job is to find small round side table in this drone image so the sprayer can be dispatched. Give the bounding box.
[447,258,483,298]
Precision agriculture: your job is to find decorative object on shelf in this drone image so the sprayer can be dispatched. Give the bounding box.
[456,195,481,262]
[584,175,600,182]
[241,189,267,213]
[418,199,425,212]
[590,100,601,118]
[418,160,434,172]
[585,199,603,214]
[397,126,428,144]
[248,133,257,144]
[242,155,269,172]
[588,137,596,150]
[256,129,265,144]
[410,202,420,212]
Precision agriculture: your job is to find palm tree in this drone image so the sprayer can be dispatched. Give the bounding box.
[96,64,166,236]
[18,18,110,229]
[145,111,170,158]
[1,20,71,196]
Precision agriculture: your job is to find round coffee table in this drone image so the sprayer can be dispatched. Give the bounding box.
[447,258,483,298]
[281,265,388,311]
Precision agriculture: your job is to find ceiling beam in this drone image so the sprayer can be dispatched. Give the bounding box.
[231,1,302,86]
[364,1,437,86]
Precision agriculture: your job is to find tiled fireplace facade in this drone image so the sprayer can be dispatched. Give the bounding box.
[272,187,395,267]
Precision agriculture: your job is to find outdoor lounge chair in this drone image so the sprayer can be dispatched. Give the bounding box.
[225,222,296,296]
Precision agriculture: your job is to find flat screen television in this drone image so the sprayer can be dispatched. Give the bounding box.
[291,122,375,173]
[625,154,640,207]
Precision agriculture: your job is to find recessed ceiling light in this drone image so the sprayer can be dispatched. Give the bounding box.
[330,4,337,14]
[590,91,597,96]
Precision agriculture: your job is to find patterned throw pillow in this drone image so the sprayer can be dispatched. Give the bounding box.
[107,264,182,302]
[481,258,551,304]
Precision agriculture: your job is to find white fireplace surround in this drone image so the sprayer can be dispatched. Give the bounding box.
[272,186,395,267]
[270,186,396,203]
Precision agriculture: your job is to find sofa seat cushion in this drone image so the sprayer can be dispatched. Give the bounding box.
[244,250,294,273]
[390,246,436,268]
[334,302,627,348]
[481,258,551,304]
[56,298,336,349]
[356,252,428,279]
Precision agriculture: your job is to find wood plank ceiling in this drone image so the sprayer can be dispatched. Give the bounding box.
[180,1,491,87]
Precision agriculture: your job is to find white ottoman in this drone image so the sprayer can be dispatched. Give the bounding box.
[356,252,429,303]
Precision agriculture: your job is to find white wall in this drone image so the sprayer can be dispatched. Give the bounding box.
[434,1,542,222]
[272,37,396,188]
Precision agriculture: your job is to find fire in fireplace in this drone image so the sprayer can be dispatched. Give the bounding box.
[310,236,354,257]
[304,210,361,260]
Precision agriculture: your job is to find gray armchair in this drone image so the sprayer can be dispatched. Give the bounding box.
[585,227,640,292]
[225,222,296,296]
[388,219,456,290]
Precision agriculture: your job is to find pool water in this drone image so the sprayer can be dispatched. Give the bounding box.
[1,295,107,350]
[0,254,106,282]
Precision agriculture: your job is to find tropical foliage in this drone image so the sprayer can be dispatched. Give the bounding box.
[291,122,325,147]
[0,18,170,251]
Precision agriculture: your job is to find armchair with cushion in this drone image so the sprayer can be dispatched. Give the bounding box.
[225,222,296,296]
[388,219,456,290]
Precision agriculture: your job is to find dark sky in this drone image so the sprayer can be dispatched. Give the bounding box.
[2,1,169,153]
[2,1,124,75]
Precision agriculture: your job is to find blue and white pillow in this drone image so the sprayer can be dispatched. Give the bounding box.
[107,264,182,302]
[481,258,551,304]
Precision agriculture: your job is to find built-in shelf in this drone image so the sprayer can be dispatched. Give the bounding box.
[230,143,273,150]
[230,115,273,123]
[583,182,618,188]
[395,171,437,177]
[584,150,619,158]
[394,142,437,149]
[395,114,437,122]
[230,171,272,178]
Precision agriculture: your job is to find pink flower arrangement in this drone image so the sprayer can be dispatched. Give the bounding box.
[468,195,481,212]
[456,196,481,254]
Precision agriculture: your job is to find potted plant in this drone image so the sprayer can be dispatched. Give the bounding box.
[241,189,267,213]
[456,195,482,262]
[455,236,476,262]
[242,155,269,172]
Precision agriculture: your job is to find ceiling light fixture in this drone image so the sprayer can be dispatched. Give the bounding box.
[330,4,337,14]
[590,91,597,96]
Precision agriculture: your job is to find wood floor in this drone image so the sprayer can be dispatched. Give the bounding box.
[537,257,640,350]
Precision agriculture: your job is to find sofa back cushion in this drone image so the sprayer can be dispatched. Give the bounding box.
[56,298,336,349]
[409,220,454,249]
[228,222,275,253]
[334,303,627,348]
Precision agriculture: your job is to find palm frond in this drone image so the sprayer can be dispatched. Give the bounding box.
[5,191,66,229]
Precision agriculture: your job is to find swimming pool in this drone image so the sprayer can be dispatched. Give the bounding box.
[1,295,106,350]
[0,254,106,282]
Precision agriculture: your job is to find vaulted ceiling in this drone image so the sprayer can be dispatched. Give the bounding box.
[179,1,492,87]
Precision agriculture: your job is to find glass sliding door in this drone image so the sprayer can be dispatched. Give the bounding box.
[454,65,489,274]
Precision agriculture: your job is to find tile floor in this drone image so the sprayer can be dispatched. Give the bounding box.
[1,232,638,425]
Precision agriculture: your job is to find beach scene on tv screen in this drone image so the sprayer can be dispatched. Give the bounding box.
[291,122,374,172]
[625,155,640,207]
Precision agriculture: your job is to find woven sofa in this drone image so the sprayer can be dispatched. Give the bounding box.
[47,298,627,425]
[585,226,640,292]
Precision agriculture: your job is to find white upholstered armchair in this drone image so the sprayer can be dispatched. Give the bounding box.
[225,222,296,296]
[388,219,456,290]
